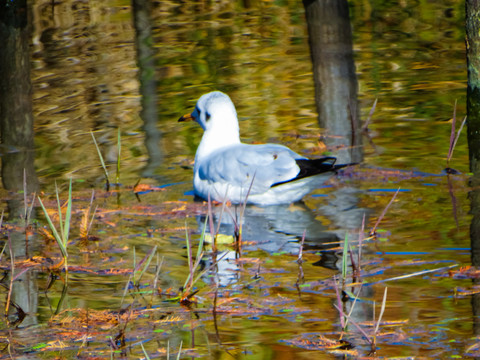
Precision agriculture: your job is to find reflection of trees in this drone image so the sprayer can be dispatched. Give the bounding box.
[0,0,39,328]
[303,0,362,164]
[0,0,38,199]
[466,0,480,337]
[31,1,141,181]
[132,0,162,178]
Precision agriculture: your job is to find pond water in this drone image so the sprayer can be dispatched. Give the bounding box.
[0,0,476,358]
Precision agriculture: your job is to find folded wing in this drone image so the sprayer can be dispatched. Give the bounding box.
[197,144,303,195]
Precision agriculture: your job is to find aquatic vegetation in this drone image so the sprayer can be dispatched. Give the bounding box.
[37,179,73,280]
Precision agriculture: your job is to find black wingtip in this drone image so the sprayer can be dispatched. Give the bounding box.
[271,158,357,187]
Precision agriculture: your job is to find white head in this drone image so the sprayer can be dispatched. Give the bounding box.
[179,91,241,158]
[187,91,238,129]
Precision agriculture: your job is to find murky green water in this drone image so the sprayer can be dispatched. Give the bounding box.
[0,0,476,358]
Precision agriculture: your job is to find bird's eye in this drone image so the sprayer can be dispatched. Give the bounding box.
[206,112,211,121]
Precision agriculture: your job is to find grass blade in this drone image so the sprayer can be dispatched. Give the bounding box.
[447,99,457,163]
[135,246,157,285]
[375,287,388,333]
[55,181,64,243]
[370,188,400,235]
[176,340,183,360]
[342,233,348,280]
[140,342,150,360]
[38,197,67,257]
[362,98,378,132]
[448,115,467,165]
[91,130,110,190]
[183,219,193,291]
[63,179,73,244]
[361,264,457,286]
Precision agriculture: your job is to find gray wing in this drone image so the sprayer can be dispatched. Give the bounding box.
[198,144,304,194]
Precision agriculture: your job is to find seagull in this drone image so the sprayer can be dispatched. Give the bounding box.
[179,91,354,206]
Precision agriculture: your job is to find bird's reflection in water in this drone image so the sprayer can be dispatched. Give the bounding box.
[197,187,365,286]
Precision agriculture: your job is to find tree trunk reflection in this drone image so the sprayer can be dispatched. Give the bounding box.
[466,0,480,338]
[0,0,39,329]
[132,0,162,178]
[303,0,362,164]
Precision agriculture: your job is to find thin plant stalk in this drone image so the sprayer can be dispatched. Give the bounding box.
[176,340,183,360]
[447,116,467,166]
[184,220,194,292]
[333,276,345,331]
[116,128,121,185]
[133,246,157,287]
[214,197,228,237]
[358,213,365,273]
[90,130,110,191]
[151,255,164,304]
[23,169,36,240]
[236,174,256,254]
[190,251,228,295]
[375,287,388,334]
[80,190,97,240]
[297,230,306,264]
[333,282,373,345]
[152,254,164,290]
[370,188,400,236]
[343,285,362,329]
[0,211,4,261]
[362,98,378,132]
[348,242,357,276]
[140,342,151,360]
[447,99,457,166]
[5,234,14,316]
[341,310,374,345]
[207,193,217,254]
[182,217,207,297]
[342,233,348,280]
[372,301,376,348]
[86,194,98,237]
[446,100,467,167]
[334,280,372,344]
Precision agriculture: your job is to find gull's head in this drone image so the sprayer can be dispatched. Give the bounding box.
[178,91,239,133]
